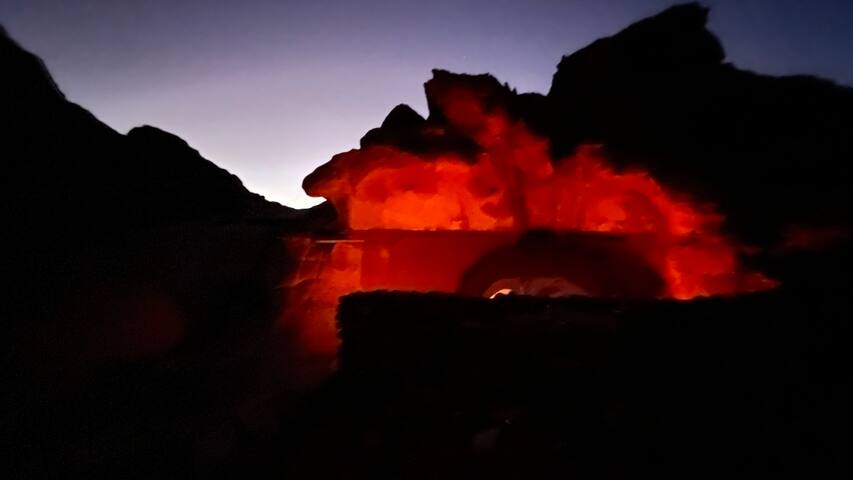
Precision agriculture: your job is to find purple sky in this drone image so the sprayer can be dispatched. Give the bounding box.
[3,0,853,208]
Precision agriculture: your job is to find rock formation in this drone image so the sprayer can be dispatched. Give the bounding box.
[320,3,853,248]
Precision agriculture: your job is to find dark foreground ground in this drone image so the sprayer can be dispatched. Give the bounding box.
[7,236,850,479]
[260,244,852,479]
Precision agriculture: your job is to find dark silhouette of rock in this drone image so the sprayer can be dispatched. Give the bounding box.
[360,103,431,151]
[546,2,853,245]
[1,23,316,478]
[358,92,482,157]
[551,3,725,86]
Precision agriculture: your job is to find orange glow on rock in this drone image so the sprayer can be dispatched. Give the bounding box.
[287,82,777,354]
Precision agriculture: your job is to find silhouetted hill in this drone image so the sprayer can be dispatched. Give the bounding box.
[1,25,294,236]
[1,23,311,478]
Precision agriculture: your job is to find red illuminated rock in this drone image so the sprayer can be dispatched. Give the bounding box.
[284,2,853,354]
[295,67,779,354]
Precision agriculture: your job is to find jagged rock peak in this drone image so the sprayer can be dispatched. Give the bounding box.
[380,104,425,129]
[550,2,724,96]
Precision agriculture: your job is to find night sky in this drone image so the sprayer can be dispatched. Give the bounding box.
[3,0,852,208]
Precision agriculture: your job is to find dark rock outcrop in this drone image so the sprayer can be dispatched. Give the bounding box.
[546,2,853,245]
